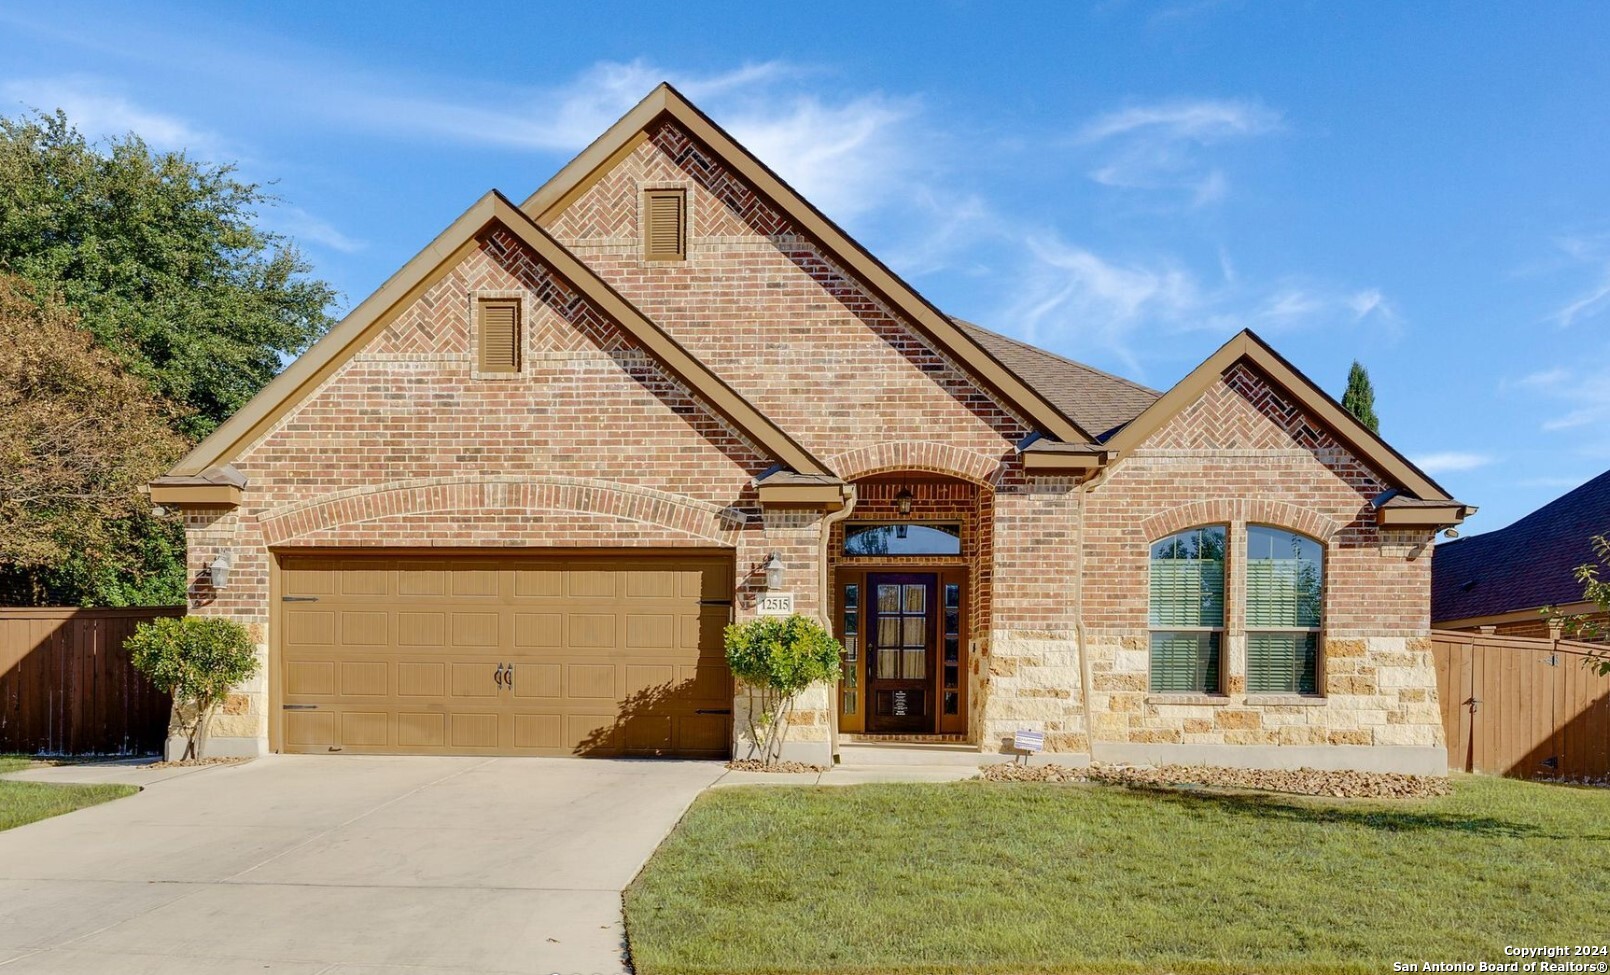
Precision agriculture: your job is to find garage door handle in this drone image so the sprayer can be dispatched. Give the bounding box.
[695,708,732,715]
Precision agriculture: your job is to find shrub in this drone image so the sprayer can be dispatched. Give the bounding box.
[125,617,259,759]
[724,614,843,765]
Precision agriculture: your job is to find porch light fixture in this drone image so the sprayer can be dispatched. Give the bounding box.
[894,488,914,517]
[207,549,234,590]
[762,552,786,592]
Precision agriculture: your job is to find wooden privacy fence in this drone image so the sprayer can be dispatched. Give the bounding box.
[0,607,180,755]
[1432,629,1610,781]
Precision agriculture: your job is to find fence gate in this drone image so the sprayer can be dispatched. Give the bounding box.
[0,607,179,755]
[1432,630,1610,781]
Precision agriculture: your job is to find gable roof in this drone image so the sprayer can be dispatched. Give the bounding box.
[1432,469,1610,624]
[1103,329,1471,520]
[950,318,1160,441]
[160,191,833,484]
[521,83,1098,447]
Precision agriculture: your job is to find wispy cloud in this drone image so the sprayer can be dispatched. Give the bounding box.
[1546,234,1610,328]
[263,206,366,254]
[1001,233,1398,372]
[1504,356,1610,433]
[1413,451,1493,474]
[0,75,223,155]
[1074,97,1282,207]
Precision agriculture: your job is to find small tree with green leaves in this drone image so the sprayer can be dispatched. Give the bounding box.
[1342,360,1380,434]
[724,614,843,765]
[126,617,260,759]
[1542,533,1610,676]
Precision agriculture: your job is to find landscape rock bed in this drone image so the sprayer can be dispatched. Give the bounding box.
[725,759,829,774]
[978,761,1452,798]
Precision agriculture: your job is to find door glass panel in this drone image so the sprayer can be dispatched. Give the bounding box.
[944,635,959,664]
[844,524,962,556]
[877,585,900,614]
[842,584,859,716]
[878,616,899,649]
[877,647,899,679]
[902,646,926,679]
[901,616,925,649]
[903,585,926,614]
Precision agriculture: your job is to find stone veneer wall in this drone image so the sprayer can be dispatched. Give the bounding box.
[1077,365,1445,772]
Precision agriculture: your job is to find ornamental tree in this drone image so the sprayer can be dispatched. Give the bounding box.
[126,617,260,759]
[724,614,843,766]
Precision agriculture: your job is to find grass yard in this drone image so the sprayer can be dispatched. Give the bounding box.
[0,756,136,832]
[625,775,1610,975]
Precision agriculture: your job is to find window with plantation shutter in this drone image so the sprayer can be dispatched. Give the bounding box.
[643,189,686,260]
[1245,526,1324,695]
[477,299,520,374]
[1148,526,1226,693]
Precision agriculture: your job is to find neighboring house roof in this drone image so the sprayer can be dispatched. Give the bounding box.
[521,83,1099,447]
[1432,469,1610,624]
[1102,329,1471,522]
[950,318,1160,441]
[163,191,834,482]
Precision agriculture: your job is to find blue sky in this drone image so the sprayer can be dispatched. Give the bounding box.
[3,1,1608,534]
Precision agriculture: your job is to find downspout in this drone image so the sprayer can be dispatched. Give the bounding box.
[1075,461,1113,766]
[819,483,858,762]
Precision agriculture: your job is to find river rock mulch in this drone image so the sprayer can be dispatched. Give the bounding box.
[979,761,1452,798]
[725,759,830,773]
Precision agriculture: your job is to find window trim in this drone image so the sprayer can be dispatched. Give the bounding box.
[1147,524,1228,696]
[470,291,524,379]
[1243,523,1326,697]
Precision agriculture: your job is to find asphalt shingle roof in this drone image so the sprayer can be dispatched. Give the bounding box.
[1431,469,1610,623]
[950,318,1160,441]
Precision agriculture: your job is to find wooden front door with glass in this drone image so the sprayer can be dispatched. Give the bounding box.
[837,568,966,736]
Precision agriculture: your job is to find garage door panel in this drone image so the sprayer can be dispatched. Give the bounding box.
[514,713,562,749]
[286,610,335,647]
[341,661,388,696]
[398,712,446,747]
[451,663,499,698]
[286,661,336,696]
[450,613,499,647]
[567,663,617,699]
[512,663,562,698]
[340,611,389,647]
[626,614,675,649]
[512,613,561,648]
[342,712,388,746]
[568,614,617,649]
[336,562,391,595]
[397,662,445,696]
[398,612,446,646]
[278,553,733,758]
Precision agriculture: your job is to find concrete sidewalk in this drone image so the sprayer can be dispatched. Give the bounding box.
[0,755,723,974]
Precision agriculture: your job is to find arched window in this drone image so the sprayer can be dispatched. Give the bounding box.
[1245,526,1324,695]
[1149,526,1226,693]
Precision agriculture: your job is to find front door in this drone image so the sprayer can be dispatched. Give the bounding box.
[866,572,937,733]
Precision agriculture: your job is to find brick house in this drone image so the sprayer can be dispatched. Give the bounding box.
[150,85,1471,773]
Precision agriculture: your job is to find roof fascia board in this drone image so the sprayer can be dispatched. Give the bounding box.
[1104,330,1456,503]
[1377,505,1470,527]
[1435,601,1598,630]
[148,484,242,507]
[521,84,1096,446]
[489,193,832,477]
[170,194,502,476]
[163,189,832,482]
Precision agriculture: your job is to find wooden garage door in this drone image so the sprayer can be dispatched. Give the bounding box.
[276,553,733,757]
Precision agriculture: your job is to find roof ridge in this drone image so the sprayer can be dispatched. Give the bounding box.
[949,316,1161,397]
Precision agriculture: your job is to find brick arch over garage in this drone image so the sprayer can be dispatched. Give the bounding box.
[828,441,1002,487]
[1139,498,1342,544]
[259,476,741,547]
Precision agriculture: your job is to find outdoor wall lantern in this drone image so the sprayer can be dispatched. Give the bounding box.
[762,552,786,592]
[208,549,234,590]
[894,487,914,516]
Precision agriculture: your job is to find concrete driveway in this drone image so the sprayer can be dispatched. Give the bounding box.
[0,755,725,974]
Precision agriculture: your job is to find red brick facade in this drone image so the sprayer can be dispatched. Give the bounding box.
[171,104,1448,773]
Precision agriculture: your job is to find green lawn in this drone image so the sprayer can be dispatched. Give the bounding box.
[0,756,136,831]
[625,775,1610,975]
